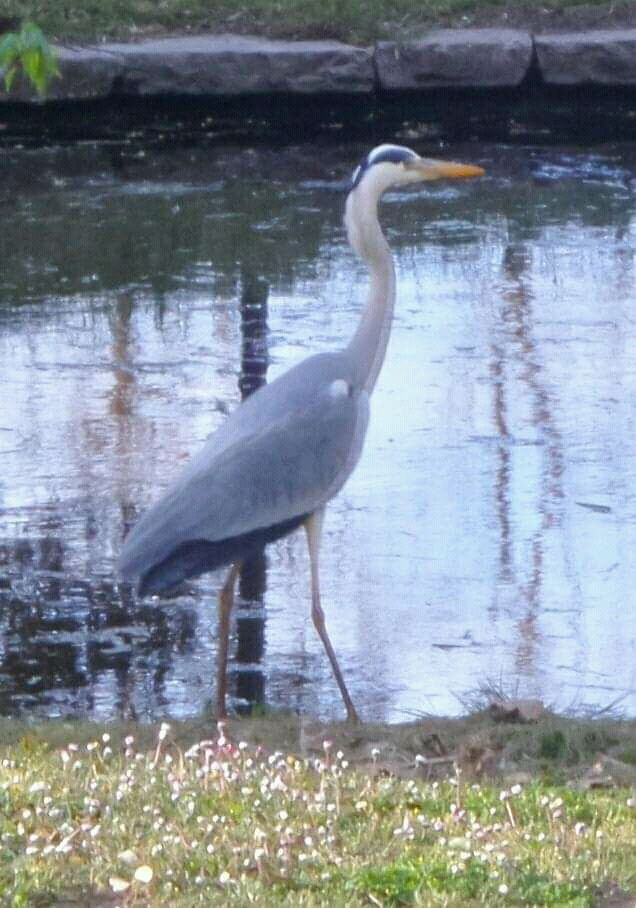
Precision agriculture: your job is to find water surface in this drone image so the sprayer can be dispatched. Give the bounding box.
[1,140,635,721]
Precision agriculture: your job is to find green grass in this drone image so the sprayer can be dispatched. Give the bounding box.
[1,716,636,905]
[0,0,632,44]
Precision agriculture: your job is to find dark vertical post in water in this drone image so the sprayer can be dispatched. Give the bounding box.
[234,274,269,711]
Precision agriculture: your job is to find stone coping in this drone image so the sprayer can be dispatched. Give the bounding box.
[2,29,636,103]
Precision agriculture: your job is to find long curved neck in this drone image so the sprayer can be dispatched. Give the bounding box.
[344,184,396,394]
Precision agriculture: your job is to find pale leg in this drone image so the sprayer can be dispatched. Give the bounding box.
[217,562,241,719]
[305,509,360,723]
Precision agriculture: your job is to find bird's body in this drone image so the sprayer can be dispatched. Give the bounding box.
[119,144,483,721]
[120,350,369,596]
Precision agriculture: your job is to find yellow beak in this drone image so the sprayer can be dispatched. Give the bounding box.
[406,158,485,180]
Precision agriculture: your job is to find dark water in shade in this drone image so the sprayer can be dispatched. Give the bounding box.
[0,140,635,722]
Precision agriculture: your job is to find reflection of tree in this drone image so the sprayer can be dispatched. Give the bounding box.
[493,244,566,675]
[0,521,204,717]
[0,535,87,715]
[0,144,339,308]
[108,292,135,420]
[1,145,327,718]
[489,342,512,583]
[5,144,635,312]
[233,273,269,713]
[0,284,202,718]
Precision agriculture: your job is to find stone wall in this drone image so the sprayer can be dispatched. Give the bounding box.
[2,29,636,103]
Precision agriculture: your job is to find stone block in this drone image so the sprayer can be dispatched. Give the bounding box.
[106,35,374,96]
[376,29,533,90]
[536,30,636,85]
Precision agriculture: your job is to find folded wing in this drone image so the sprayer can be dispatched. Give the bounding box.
[119,352,369,590]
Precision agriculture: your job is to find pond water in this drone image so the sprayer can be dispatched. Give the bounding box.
[1,139,635,722]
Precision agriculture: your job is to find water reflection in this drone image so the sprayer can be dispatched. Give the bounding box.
[0,141,635,721]
[493,243,564,675]
[234,272,269,711]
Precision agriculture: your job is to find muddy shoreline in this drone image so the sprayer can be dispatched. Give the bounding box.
[3,709,636,786]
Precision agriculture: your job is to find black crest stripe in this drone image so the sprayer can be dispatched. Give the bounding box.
[349,145,418,191]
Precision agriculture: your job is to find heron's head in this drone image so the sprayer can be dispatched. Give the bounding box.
[349,144,484,197]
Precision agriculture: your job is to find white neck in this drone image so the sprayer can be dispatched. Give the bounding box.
[344,181,396,393]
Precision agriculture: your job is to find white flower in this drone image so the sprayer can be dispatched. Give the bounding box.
[109,877,130,893]
[134,865,153,884]
[28,782,47,794]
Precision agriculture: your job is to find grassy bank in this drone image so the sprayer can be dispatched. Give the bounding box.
[1,0,635,44]
[1,711,636,905]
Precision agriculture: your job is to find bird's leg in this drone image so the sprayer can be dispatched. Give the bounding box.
[305,510,360,723]
[216,562,241,719]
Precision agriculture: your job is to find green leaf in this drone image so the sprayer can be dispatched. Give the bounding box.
[3,64,17,92]
[0,22,60,97]
[33,57,48,96]
[22,49,39,80]
[0,33,20,66]
[21,23,47,51]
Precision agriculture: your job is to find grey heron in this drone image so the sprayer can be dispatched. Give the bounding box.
[119,144,484,722]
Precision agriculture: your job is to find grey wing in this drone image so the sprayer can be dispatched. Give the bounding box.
[119,377,369,584]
